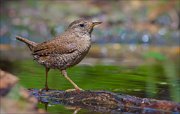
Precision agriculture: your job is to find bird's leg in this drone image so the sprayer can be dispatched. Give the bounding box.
[44,68,50,91]
[61,70,83,92]
[38,68,50,93]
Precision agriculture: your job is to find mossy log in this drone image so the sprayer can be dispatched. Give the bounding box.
[29,89,180,113]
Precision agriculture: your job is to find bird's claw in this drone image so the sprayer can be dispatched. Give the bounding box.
[65,88,84,92]
[38,87,49,94]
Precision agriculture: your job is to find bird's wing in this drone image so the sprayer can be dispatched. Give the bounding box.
[32,38,77,56]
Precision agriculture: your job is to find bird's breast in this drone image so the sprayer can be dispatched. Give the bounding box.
[65,35,91,68]
[76,34,91,52]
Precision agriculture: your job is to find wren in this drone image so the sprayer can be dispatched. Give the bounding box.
[16,19,102,92]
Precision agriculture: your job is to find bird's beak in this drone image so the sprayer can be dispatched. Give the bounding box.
[92,21,102,26]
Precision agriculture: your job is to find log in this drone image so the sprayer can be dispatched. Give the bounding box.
[29,89,180,113]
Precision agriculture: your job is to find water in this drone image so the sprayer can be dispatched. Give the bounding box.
[11,59,179,113]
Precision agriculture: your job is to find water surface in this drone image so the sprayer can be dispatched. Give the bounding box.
[12,59,179,113]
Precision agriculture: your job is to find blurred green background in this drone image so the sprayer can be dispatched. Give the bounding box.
[0,0,179,113]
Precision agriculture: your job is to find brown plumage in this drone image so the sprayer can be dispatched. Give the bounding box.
[16,19,102,91]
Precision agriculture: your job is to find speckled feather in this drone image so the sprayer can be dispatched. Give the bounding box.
[16,19,100,70]
[33,29,91,69]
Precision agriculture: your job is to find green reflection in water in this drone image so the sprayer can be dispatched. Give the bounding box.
[13,59,179,113]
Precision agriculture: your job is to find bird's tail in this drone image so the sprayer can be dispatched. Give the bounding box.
[16,36,37,51]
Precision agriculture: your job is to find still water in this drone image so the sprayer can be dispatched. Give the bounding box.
[13,59,179,114]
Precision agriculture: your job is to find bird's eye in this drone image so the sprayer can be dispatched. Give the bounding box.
[79,24,85,27]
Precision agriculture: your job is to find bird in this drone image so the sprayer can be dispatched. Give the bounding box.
[16,18,102,92]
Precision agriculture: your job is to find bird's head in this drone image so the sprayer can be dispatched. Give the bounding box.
[67,19,102,35]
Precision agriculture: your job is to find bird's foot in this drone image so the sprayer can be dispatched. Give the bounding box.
[65,87,84,93]
[38,87,49,94]
[42,87,49,91]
